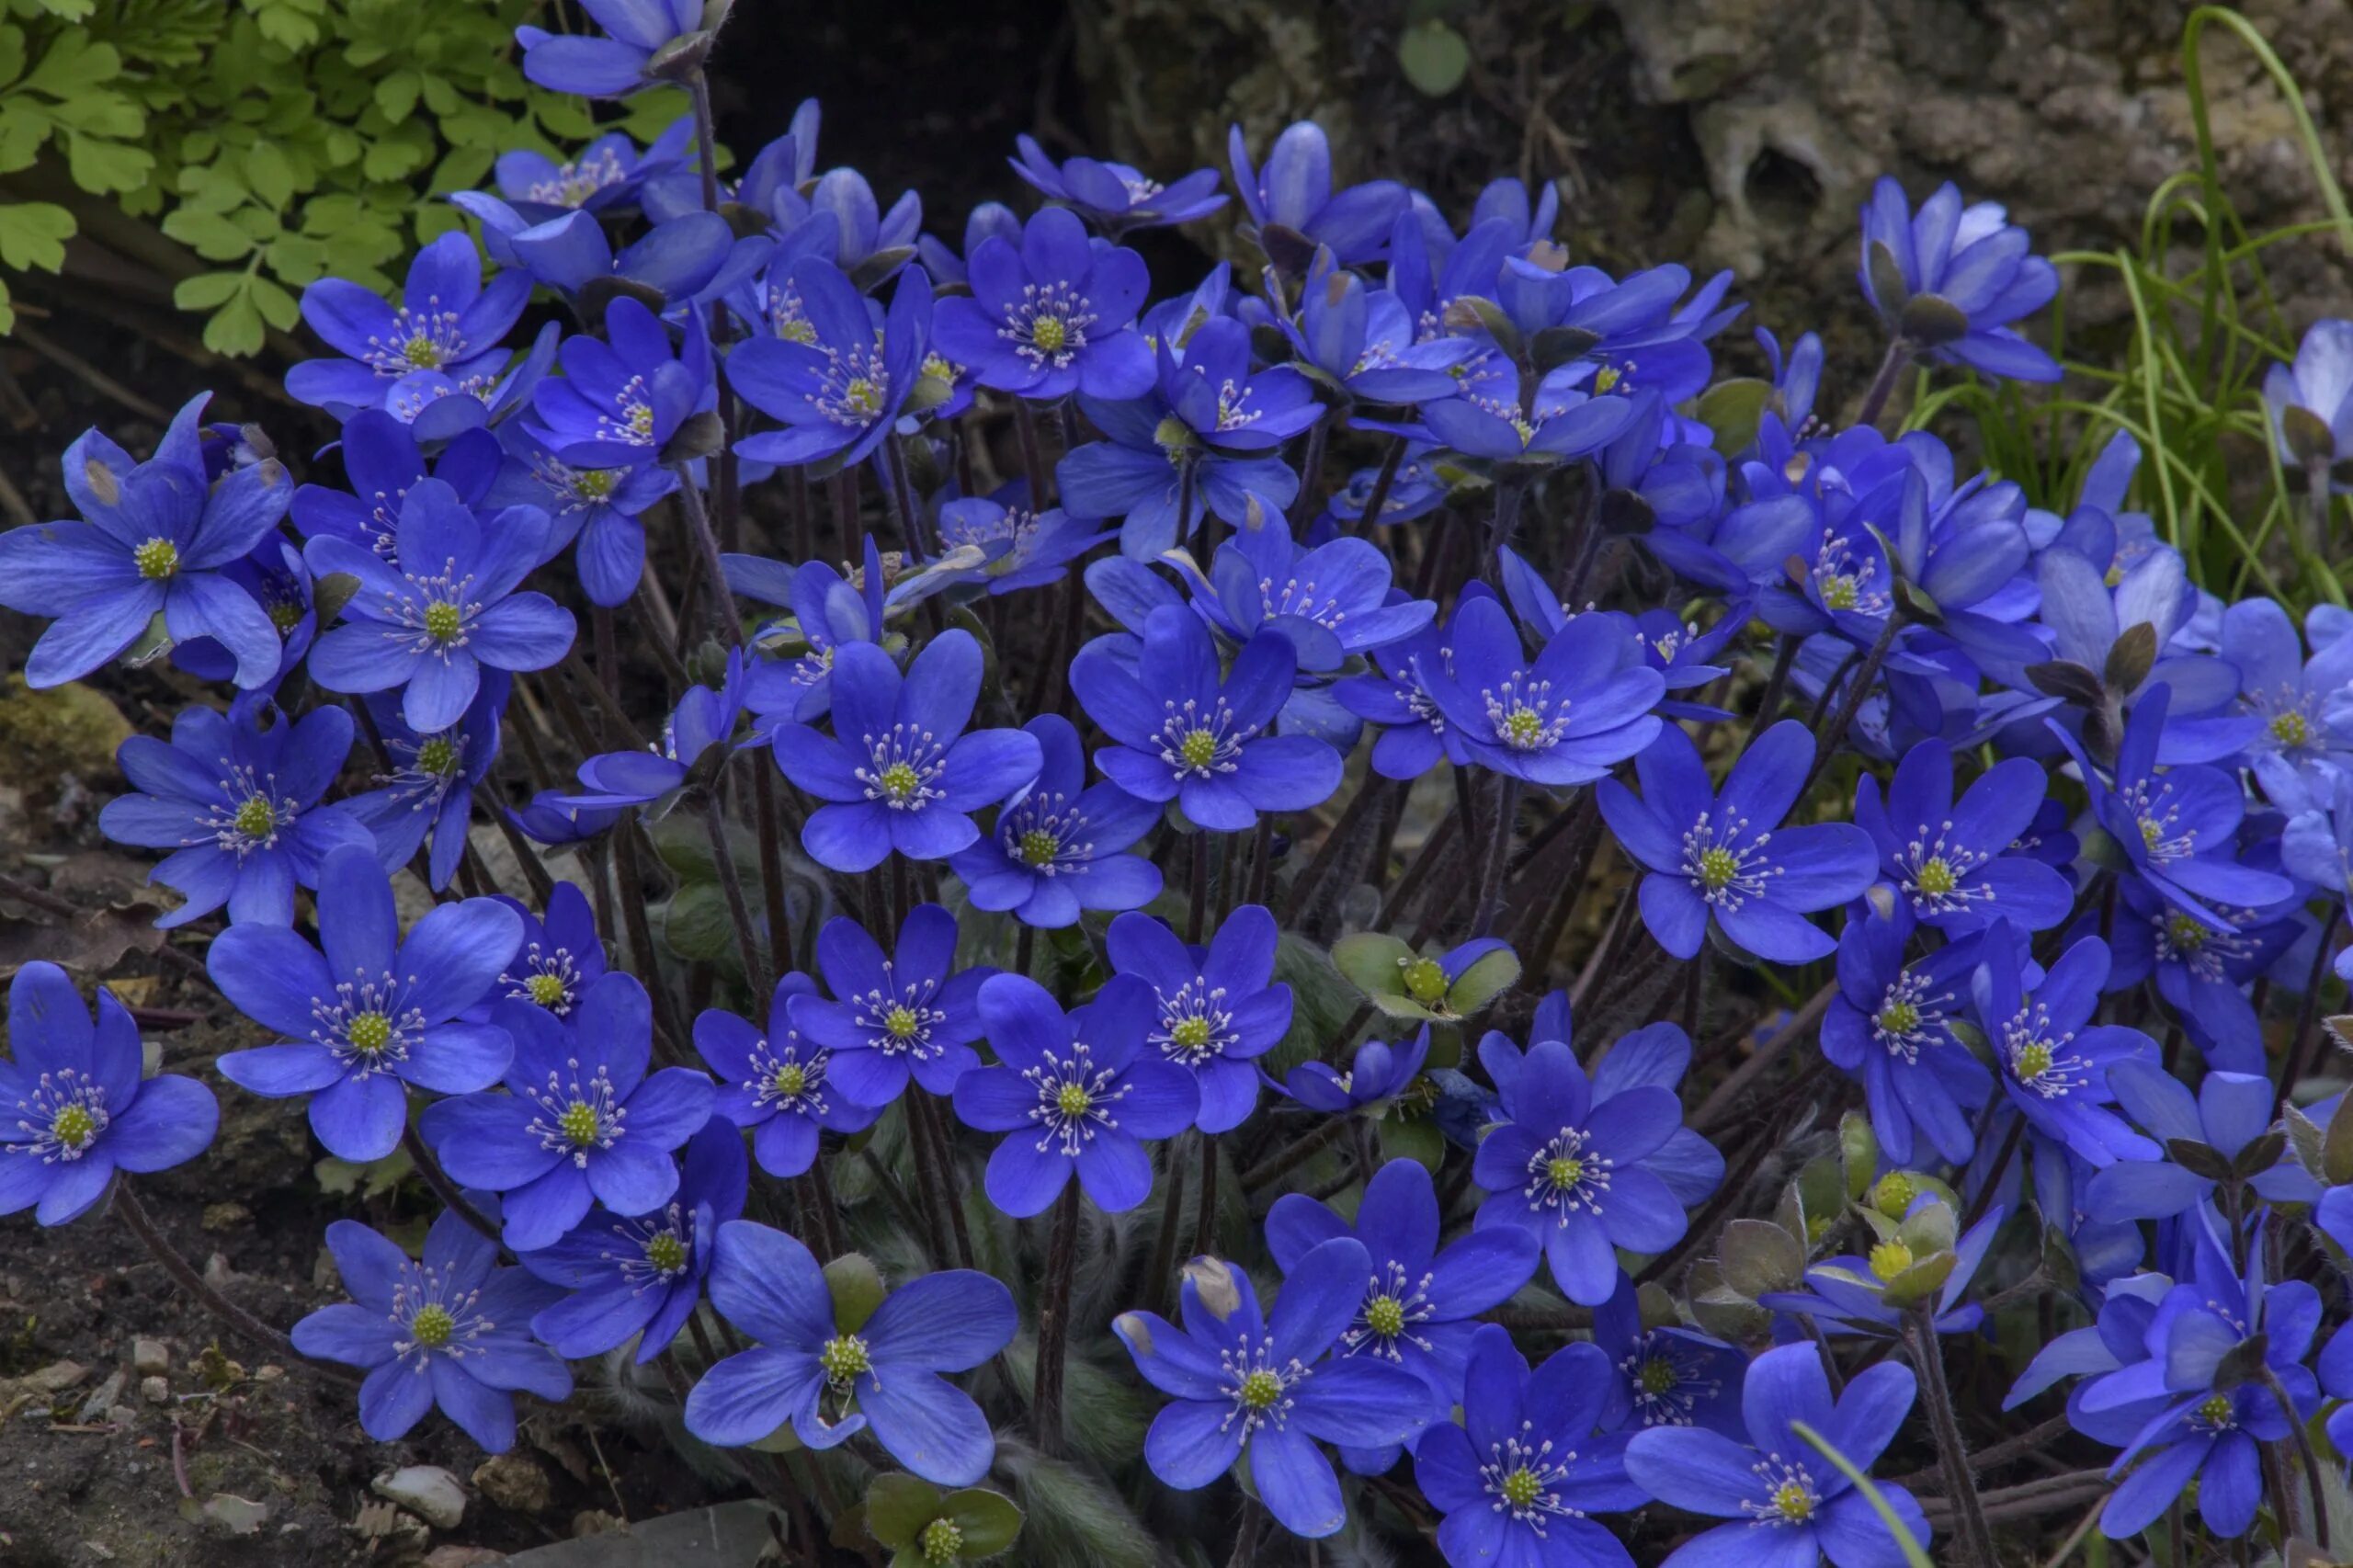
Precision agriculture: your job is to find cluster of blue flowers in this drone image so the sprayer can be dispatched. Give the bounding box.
[13,5,2353,1564]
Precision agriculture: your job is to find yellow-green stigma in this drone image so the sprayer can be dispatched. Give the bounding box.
[840,376,881,417]
[1876,1000,1920,1037]
[559,1101,601,1146]
[1546,1154,1585,1190]
[2165,913,2209,953]
[771,1061,808,1098]
[1592,364,1622,395]
[779,317,819,346]
[643,1232,688,1274]
[402,335,441,369]
[1030,317,1068,355]
[1401,955,1448,1005]
[921,352,957,384]
[879,761,921,801]
[574,469,620,501]
[920,1518,964,1564]
[884,1005,921,1040]
[346,1011,393,1055]
[1178,729,1218,769]
[1868,1240,1914,1281]
[132,537,180,580]
[1363,1295,1407,1339]
[1501,706,1545,748]
[51,1104,96,1150]
[1696,846,1739,892]
[416,736,460,777]
[628,404,654,439]
[2138,816,2165,852]
[1913,858,1956,898]
[1500,1465,1545,1510]
[1820,575,1859,610]
[410,1304,455,1347]
[1169,1016,1212,1053]
[1771,1480,1815,1522]
[1639,1358,1678,1396]
[1018,828,1061,867]
[266,597,305,634]
[232,794,278,840]
[1870,1172,1917,1219]
[526,972,568,1007]
[820,1334,871,1384]
[1154,415,1192,462]
[1237,1369,1283,1410]
[423,600,463,644]
[2015,1040,2053,1082]
[1055,1082,1093,1119]
[2194,1392,2234,1428]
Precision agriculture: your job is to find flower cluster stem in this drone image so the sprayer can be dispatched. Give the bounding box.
[1907,1310,1998,1568]
[1031,1181,1081,1458]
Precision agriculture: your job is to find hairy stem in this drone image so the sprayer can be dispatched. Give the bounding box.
[1031,1182,1081,1458]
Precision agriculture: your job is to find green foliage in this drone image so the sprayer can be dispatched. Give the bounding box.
[0,0,684,347]
[1933,5,2353,613]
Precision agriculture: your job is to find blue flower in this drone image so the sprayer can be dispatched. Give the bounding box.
[1592,1274,1745,1439]
[1420,596,1665,786]
[2220,597,2353,782]
[1008,134,1227,233]
[733,540,885,724]
[0,962,218,1225]
[494,209,756,316]
[1226,120,1408,269]
[1972,923,2160,1168]
[1853,737,2073,933]
[686,1220,1015,1484]
[699,972,880,1176]
[420,971,715,1250]
[529,296,717,471]
[1821,901,1995,1165]
[951,972,1198,1216]
[517,0,699,96]
[1420,379,1635,466]
[100,697,374,928]
[766,165,922,278]
[1060,373,1302,558]
[286,233,531,418]
[931,493,1113,597]
[483,422,679,609]
[1597,720,1878,962]
[0,396,295,689]
[292,1211,570,1451]
[1072,607,1342,832]
[2085,1065,2317,1221]
[789,903,990,1106]
[292,410,502,562]
[481,881,607,1020]
[1268,1161,1539,1436]
[488,126,689,223]
[1107,904,1292,1133]
[2262,317,2353,483]
[2105,877,2298,1075]
[929,207,1154,401]
[2033,549,2253,764]
[1114,1242,1433,1538]
[732,259,932,470]
[768,629,1042,873]
[347,674,508,892]
[949,714,1162,929]
[554,653,745,814]
[1415,1325,1643,1568]
[1275,244,1477,406]
[1858,176,2061,383]
[1759,1196,2005,1338]
[1623,1344,1929,1568]
[210,843,519,1161]
[1270,1027,1430,1116]
[522,1120,747,1363]
[1174,514,1435,672]
[1471,1037,1695,1304]
[304,480,576,734]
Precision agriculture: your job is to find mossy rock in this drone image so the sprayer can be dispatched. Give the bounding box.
[0,675,130,812]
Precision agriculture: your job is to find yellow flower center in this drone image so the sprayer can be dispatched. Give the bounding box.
[1697,846,1739,892]
[1639,1358,1678,1396]
[2166,914,2208,952]
[2273,710,2311,747]
[1169,1017,1212,1052]
[1821,575,1859,611]
[628,404,654,438]
[410,1305,455,1347]
[1363,1295,1407,1339]
[575,469,620,500]
[133,537,180,580]
[1056,1082,1092,1119]
[267,598,304,634]
[1772,1480,1815,1522]
[1870,1172,1917,1218]
[780,317,819,346]
[1030,317,1067,354]
[1238,1369,1283,1409]
[1178,729,1218,769]
[820,1334,871,1384]
[1018,828,1061,867]
[1547,1154,1585,1190]
[2195,1392,2234,1427]
[416,736,460,776]
[1868,1240,1914,1281]
[1592,365,1622,395]
[1876,1001,1919,1036]
[1501,707,1546,748]
[232,794,278,840]
[771,1062,807,1097]
[920,1518,964,1564]
[402,335,441,368]
[2138,816,2165,851]
[1154,415,1192,464]
[527,973,568,1007]
[1501,1466,1544,1509]
[1914,858,1956,897]
[559,1101,601,1146]
[51,1105,96,1149]
[1401,955,1449,1004]
[2016,1041,2053,1081]
[643,1232,688,1274]
[347,1011,393,1054]
[879,761,921,801]
[423,600,463,643]
[884,1006,921,1040]
[840,376,881,417]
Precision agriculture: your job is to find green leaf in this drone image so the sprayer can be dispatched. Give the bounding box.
[173,271,246,311]
[0,199,72,270]
[863,1473,943,1550]
[1447,947,1520,1017]
[200,291,265,356]
[1695,377,1772,458]
[372,70,418,121]
[1718,1217,1804,1298]
[1332,931,1418,1008]
[824,1252,885,1332]
[24,32,120,97]
[939,1488,1023,1556]
[65,132,151,194]
[161,207,256,261]
[1398,18,1470,97]
[245,142,294,208]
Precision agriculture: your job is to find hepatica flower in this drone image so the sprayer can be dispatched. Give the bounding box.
[1072,607,1342,831]
[732,258,931,470]
[1624,1344,1929,1568]
[210,844,519,1160]
[2085,1064,2317,1222]
[484,881,607,1020]
[421,971,716,1250]
[686,1220,1016,1484]
[1420,596,1665,786]
[931,206,1154,401]
[1105,905,1292,1134]
[287,233,530,418]
[1272,1026,1430,1117]
[951,972,1198,1216]
[1227,119,1408,269]
[346,675,507,892]
[1822,902,1993,1165]
[100,697,374,928]
[0,395,295,689]
[518,0,702,97]
[768,630,1044,873]
[1597,720,1877,962]
[1858,176,2060,383]
[522,1119,747,1363]
[700,972,879,1176]
[1,962,219,1225]
[1114,1243,1433,1539]
[1853,738,2072,933]
[1972,923,2159,1168]
[304,479,575,734]
[1008,133,1226,233]
[528,295,716,470]
[292,1212,570,1452]
[486,423,678,609]
[1415,1327,1644,1568]
[1593,1274,1745,1438]
[789,903,991,1106]
[2263,317,2353,483]
[949,713,1163,929]
[1471,1038,1692,1304]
